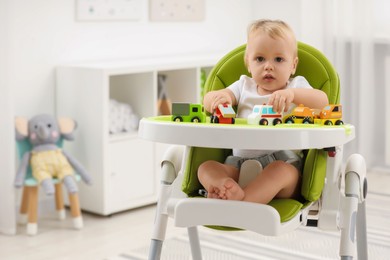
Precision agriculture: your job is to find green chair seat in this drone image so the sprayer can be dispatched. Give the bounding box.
[268,199,303,222]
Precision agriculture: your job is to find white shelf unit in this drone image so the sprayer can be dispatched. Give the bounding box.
[56,54,220,215]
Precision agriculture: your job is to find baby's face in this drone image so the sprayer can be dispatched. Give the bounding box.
[246,31,298,95]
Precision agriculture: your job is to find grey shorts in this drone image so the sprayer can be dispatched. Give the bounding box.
[224,150,303,172]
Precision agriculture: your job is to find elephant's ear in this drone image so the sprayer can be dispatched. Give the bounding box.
[15,117,28,141]
[58,117,77,140]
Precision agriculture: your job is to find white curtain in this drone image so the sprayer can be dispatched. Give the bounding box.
[322,0,377,168]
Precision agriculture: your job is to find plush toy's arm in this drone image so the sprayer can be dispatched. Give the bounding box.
[62,150,92,185]
[15,152,31,188]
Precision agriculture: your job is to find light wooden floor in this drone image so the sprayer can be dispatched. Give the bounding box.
[0,203,162,260]
[0,171,389,260]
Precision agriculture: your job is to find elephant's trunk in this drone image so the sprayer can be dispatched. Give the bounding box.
[37,124,50,141]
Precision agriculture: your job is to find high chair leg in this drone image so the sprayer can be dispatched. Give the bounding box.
[188,226,202,260]
[356,201,368,260]
[149,184,170,260]
[339,171,365,259]
[149,158,179,260]
[339,153,367,260]
[27,186,38,236]
[55,183,66,220]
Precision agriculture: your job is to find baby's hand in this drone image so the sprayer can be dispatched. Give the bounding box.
[204,91,232,113]
[268,89,294,113]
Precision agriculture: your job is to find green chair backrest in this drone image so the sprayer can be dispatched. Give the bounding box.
[203,42,339,102]
[182,42,340,203]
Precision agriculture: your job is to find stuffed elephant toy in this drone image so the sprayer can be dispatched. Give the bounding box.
[15,114,92,195]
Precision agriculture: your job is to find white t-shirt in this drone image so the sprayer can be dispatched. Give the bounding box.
[227,75,312,157]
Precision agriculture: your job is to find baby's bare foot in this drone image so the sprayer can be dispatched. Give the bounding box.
[207,186,221,199]
[221,178,245,201]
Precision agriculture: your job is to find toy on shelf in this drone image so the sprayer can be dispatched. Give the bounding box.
[210,103,236,124]
[14,114,92,235]
[171,103,206,123]
[157,74,172,116]
[247,104,283,126]
[109,99,140,134]
[284,104,343,125]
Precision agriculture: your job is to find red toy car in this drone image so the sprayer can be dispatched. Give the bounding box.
[210,104,236,124]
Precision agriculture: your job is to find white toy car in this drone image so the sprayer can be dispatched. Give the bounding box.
[247,105,283,126]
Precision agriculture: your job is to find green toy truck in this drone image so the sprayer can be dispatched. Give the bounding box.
[171,103,206,123]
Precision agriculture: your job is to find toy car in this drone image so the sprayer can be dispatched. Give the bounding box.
[171,103,206,123]
[314,104,343,125]
[284,104,315,124]
[210,104,236,124]
[284,104,344,125]
[247,104,283,126]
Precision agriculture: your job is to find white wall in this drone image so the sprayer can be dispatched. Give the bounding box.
[252,0,326,52]
[8,0,253,117]
[5,0,255,219]
[375,0,390,36]
[0,0,16,235]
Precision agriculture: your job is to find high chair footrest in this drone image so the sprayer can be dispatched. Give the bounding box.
[172,198,301,236]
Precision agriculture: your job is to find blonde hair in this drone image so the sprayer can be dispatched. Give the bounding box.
[246,19,298,56]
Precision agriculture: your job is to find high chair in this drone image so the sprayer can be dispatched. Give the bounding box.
[16,138,83,236]
[141,42,368,260]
